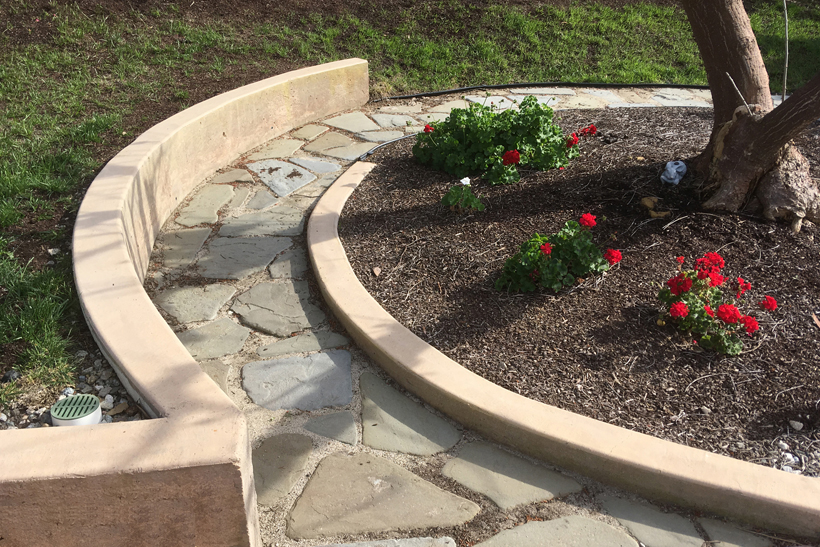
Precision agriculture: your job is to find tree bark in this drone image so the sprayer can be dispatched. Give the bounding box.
[680,0,820,230]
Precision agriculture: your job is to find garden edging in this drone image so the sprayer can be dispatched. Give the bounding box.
[308,161,820,538]
[0,58,369,547]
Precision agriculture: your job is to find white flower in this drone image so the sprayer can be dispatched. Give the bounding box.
[460,177,471,186]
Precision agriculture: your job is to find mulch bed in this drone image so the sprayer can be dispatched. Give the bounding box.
[339,101,820,475]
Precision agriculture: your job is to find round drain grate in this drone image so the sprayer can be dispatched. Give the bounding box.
[51,394,101,426]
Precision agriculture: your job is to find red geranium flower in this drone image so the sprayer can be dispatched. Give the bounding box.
[579,213,596,227]
[708,271,725,287]
[717,304,742,324]
[758,295,778,311]
[423,124,434,133]
[566,133,579,147]
[736,277,752,299]
[740,315,759,335]
[667,273,692,296]
[540,242,552,256]
[502,149,520,166]
[670,302,689,318]
[676,256,685,265]
[704,305,714,317]
[604,249,622,266]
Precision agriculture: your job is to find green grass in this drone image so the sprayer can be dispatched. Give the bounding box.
[0,0,817,409]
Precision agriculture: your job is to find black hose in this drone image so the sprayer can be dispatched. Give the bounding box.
[373,81,709,102]
[357,134,416,162]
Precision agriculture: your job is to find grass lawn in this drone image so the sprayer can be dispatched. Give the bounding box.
[0,0,818,409]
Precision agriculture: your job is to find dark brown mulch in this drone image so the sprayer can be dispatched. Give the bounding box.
[339,101,820,474]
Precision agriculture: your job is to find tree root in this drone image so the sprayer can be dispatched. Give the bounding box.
[756,145,820,232]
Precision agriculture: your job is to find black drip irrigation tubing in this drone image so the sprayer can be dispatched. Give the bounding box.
[359,81,711,161]
[372,81,709,102]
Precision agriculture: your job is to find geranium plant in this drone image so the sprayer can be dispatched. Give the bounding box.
[413,95,594,185]
[657,252,778,355]
[496,213,621,292]
[441,177,485,212]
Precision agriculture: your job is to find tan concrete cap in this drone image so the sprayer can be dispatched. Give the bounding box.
[0,59,370,547]
[307,161,820,539]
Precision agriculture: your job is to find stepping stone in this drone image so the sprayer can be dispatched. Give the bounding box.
[278,193,319,211]
[600,496,703,547]
[242,350,352,411]
[163,228,210,269]
[651,90,711,108]
[508,95,559,107]
[175,184,234,227]
[474,516,638,547]
[464,95,514,109]
[698,518,772,547]
[211,168,254,184]
[268,247,309,279]
[227,186,250,208]
[230,280,325,336]
[304,132,354,153]
[442,442,582,510]
[292,179,331,198]
[378,104,424,114]
[356,131,405,142]
[287,452,480,539]
[304,411,357,445]
[199,358,230,393]
[177,317,250,360]
[257,331,350,358]
[247,159,316,196]
[247,139,303,160]
[360,372,461,455]
[290,157,341,174]
[689,89,713,102]
[610,89,659,105]
[219,207,305,237]
[291,124,328,141]
[417,112,449,123]
[197,237,292,279]
[428,99,469,113]
[553,94,609,110]
[247,190,278,210]
[320,538,456,547]
[582,89,623,102]
[154,284,236,323]
[371,114,418,129]
[515,87,576,95]
[324,111,380,132]
[253,433,313,505]
[323,142,377,161]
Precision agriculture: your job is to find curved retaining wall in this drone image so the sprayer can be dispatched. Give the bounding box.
[0,59,369,547]
[308,162,820,539]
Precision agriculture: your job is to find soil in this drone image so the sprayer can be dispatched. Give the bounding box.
[339,100,820,475]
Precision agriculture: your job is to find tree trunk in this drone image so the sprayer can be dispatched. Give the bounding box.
[680,0,820,231]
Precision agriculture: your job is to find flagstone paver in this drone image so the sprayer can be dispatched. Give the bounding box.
[256,331,349,358]
[247,138,304,160]
[582,89,623,102]
[247,159,316,196]
[162,227,211,269]
[698,518,772,547]
[356,130,405,142]
[651,89,711,108]
[175,184,234,227]
[198,358,230,393]
[154,284,236,323]
[324,111,381,132]
[196,237,292,279]
[227,186,250,208]
[287,452,480,539]
[599,496,703,547]
[322,142,379,161]
[290,157,342,174]
[230,281,325,336]
[555,94,610,110]
[318,538,456,547]
[465,95,513,109]
[441,441,582,510]
[304,132,354,153]
[176,317,250,360]
[247,190,278,209]
[212,168,255,183]
[268,247,309,279]
[428,99,469,113]
[360,372,461,455]
[303,411,358,445]
[371,114,419,128]
[508,94,559,107]
[219,207,306,237]
[242,350,352,411]
[378,104,424,114]
[292,124,329,141]
[253,433,313,505]
[418,112,449,123]
[474,516,638,547]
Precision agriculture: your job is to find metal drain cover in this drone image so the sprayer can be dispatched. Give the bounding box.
[51,394,101,426]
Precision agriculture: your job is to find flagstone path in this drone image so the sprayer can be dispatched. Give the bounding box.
[145,86,780,546]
